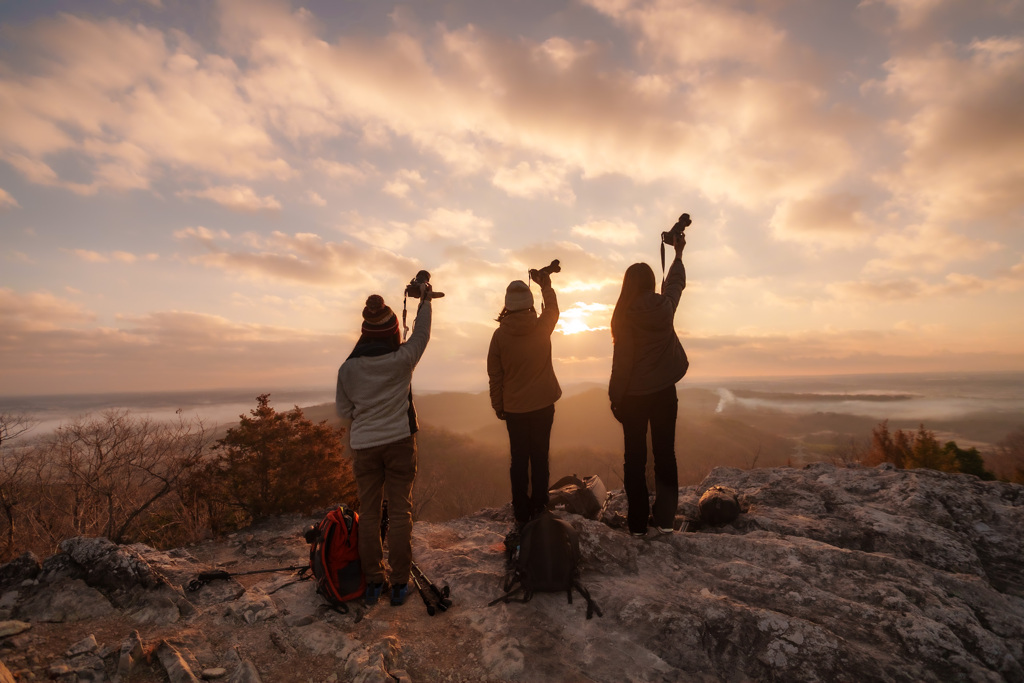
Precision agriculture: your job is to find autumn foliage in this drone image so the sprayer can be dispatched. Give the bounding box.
[210,394,357,521]
[865,420,994,479]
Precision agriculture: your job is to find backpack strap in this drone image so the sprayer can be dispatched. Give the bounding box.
[572,580,603,619]
[487,585,528,607]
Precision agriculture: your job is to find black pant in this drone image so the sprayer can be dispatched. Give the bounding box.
[621,385,679,534]
[505,404,555,526]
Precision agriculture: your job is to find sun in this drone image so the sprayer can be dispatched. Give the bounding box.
[559,318,592,335]
[556,302,611,335]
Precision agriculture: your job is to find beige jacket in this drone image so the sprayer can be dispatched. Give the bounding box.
[487,285,562,414]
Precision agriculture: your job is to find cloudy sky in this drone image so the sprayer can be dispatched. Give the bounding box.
[2,0,1023,397]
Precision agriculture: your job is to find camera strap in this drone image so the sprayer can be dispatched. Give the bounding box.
[402,292,409,341]
[660,240,667,289]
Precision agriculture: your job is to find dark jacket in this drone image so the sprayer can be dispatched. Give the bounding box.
[487,285,562,414]
[609,259,688,406]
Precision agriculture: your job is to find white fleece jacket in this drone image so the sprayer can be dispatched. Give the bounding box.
[335,301,431,450]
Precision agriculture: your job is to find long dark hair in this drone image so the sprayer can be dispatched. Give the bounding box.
[347,331,401,359]
[495,306,536,323]
[610,262,655,342]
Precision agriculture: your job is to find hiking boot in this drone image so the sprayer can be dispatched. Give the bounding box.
[389,583,409,606]
[365,581,387,606]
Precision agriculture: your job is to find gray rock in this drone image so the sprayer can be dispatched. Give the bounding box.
[225,586,277,624]
[129,589,182,625]
[201,668,227,679]
[156,640,201,683]
[2,464,1022,683]
[15,579,114,623]
[226,660,262,683]
[0,552,41,592]
[390,670,413,683]
[116,631,144,679]
[58,537,167,593]
[65,634,97,656]
[0,620,31,637]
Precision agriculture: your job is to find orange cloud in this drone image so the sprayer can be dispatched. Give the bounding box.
[770,194,875,247]
[0,188,19,208]
[178,185,282,211]
[875,38,1024,222]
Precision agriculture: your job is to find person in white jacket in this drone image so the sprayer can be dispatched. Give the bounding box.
[336,284,432,607]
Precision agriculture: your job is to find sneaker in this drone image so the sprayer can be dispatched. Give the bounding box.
[629,529,648,538]
[390,583,409,606]
[365,581,387,606]
[649,515,675,535]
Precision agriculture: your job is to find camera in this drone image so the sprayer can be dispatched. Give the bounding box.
[528,259,561,284]
[661,213,691,246]
[405,270,445,299]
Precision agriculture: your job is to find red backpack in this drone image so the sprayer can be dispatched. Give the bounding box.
[305,505,365,612]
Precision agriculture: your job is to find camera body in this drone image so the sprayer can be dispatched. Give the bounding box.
[528,259,561,284]
[661,213,691,246]
[405,270,445,299]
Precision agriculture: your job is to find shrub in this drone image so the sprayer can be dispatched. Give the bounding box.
[866,420,994,479]
[210,394,356,522]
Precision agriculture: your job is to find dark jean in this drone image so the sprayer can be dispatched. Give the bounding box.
[620,384,679,534]
[505,404,555,526]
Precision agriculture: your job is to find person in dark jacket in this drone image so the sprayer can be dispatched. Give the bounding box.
[609,236,688,537]
[487,270,561,528]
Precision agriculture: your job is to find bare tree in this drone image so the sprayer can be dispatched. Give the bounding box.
[41,410,211,544]
[833,435,868,466]
[0,413,37,559]
[991,427,1024,484]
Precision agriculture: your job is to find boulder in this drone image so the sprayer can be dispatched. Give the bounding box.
[0,552,41,592]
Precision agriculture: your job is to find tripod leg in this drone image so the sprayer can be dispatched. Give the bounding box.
[411,573,435,616]
[412,561,451,609]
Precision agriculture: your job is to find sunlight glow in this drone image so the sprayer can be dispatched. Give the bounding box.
[557,301,611,335]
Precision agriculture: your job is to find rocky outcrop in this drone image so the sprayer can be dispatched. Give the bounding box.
[0,463,1021,682]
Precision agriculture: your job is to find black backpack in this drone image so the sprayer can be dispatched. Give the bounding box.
[488,511,602,619]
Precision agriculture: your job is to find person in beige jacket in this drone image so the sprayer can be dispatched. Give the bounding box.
[487,271,561,528]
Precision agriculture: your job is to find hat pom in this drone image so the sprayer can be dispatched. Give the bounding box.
[365,294,385,313]
[361,294,399,337]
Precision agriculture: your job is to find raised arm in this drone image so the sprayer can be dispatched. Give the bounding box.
[662,236,687,312]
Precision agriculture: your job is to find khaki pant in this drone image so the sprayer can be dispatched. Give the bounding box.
[353,435,417,586]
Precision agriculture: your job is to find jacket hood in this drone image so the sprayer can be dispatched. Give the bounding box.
[499,310,540,336]
[629,291,674,331]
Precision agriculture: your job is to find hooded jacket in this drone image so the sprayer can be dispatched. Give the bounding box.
[487,285,562,414]
[335,300,431,450]
[609,258,688,407]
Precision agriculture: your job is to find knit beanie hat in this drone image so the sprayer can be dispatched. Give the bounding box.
[504,280,534,312]
[361,294,399,337]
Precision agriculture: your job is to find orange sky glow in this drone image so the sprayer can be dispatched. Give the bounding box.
[2,0,1024,396]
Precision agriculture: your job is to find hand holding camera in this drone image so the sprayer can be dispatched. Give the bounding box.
[405,270,445,300]
[528,259,561,288]
[662,213,690,246]
[660,213,689,259]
